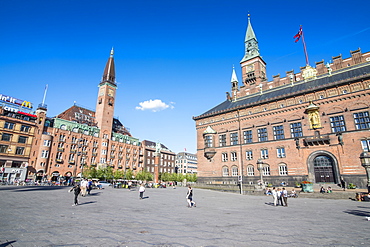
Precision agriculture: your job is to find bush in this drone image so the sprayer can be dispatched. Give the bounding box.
[347,183,357,189]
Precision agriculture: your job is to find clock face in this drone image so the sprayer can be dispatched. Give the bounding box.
[247,65,254,72]
[108,88,114,97]
[99,87,105,96]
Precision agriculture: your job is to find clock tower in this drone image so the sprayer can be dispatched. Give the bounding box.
[95,48,117,137]
[240,15,266,86]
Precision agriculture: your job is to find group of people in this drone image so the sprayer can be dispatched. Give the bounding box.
[320,186,332,193]
[270,187,289,207]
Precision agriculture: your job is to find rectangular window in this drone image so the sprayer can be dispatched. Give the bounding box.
[204,135,213,148]
[261,149,268,159]
[101,149,107,155]
[290,122,303,138]
[1,133,12,142]
[247,166,254,176]
[18,136,28,144]
[257,128,268,142]
[43,140,51,146]
[277,147,286,158]
[354,111,370,130]
[0,145,8,153]
[330,115,346,133]
[219,134,226,147]
[230,132,238,145]
[59,135,66,142]
[15,147,25,155]
[20,125,30,132]
[222,153,228,162]
[41,150,49,158]
[4,122,15,130]
[231,152,237,161]
[243,130,253,143]
[273,125,285,140]
[361,140,370,152]
[245,150,253,160]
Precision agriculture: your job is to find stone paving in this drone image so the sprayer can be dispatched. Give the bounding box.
[0,185,369,247]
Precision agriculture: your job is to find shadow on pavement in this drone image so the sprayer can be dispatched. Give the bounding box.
[78,201,97,206]
[343,209,370,217]
[0,186,67,192]
[0,240,17,247]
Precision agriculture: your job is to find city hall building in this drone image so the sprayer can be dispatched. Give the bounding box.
[193,17,370,188]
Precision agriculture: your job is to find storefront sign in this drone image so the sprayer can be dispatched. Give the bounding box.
[0,93,33,109]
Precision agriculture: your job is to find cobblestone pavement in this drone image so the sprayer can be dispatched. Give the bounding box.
[0,185,369,247]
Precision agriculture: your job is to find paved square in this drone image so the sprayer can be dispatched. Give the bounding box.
[0,185,369,246]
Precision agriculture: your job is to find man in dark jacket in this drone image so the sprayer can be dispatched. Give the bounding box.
[69,184,81,206]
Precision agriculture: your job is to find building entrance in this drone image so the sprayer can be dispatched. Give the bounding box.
[313,155,335,183]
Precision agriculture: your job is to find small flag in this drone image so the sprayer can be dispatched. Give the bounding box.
[294,26,302,43]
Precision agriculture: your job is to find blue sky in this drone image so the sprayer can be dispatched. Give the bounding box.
[1,0,370,154]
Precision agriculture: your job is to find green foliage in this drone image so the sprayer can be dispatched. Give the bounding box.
[83,166,97,179]
[96,166,113,181]
[347,183,357,189]
[185,173,197,182]
[113,170,125,180]
[135,170,153,181]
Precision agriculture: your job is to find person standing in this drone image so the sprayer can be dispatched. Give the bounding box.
[282,187,288,207]
[80,179,88,196]
[186,185,196,208]
[340,176,346,191]
[272,187,278,206]
[139,183,145,199]
[69,184,81,206]
[277,188,283,206]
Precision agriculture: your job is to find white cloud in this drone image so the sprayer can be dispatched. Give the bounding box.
[135,99,174,112]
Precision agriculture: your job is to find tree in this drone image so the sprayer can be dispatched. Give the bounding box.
[135,170,153,181]
[83,166,97,179]
[113,170,124,180]
[186,173,197,182]
[96,166,113,181]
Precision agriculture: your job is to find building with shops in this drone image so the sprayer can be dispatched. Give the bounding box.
[0,95,37,183]
[142,140,176,176]
[175,152,198,175]
[26,49,143,182]
[193,17,370,188]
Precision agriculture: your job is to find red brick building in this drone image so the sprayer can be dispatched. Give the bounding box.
[28,49,143,182]
[193,17,370,188]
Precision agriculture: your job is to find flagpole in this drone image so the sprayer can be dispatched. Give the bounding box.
[301,26,310,65]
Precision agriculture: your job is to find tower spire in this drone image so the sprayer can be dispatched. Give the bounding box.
[240,14,260,63]
[101,48,116,85]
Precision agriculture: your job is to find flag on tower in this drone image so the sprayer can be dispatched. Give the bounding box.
[294,26,302,42]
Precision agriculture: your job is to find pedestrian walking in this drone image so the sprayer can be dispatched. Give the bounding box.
[272,187,278,206]
[282,187,288,207]
[186,185,196,208]
[139,183,145,199]
[69,184,81,206]
[340,176,346,191]
[80,179,88,196]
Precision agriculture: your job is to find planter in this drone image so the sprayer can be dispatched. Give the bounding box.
[301,183,314,192]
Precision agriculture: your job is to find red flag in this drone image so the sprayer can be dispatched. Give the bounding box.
[294,26,302,43]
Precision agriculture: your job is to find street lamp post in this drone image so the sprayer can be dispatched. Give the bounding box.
[257,159,265,189]
[359,151,370,193]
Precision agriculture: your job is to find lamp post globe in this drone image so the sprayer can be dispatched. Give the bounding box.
[257,159,265,189]
[359,151,370,193]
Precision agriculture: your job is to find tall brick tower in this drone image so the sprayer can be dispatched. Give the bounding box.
[240,15,267,87]
[95,48,117,138]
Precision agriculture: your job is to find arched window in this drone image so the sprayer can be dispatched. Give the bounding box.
[231,166,238,176]
[222,166,229,176]
[279,164,288,176]
[247,165,254,176]
[72,127,78,133]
